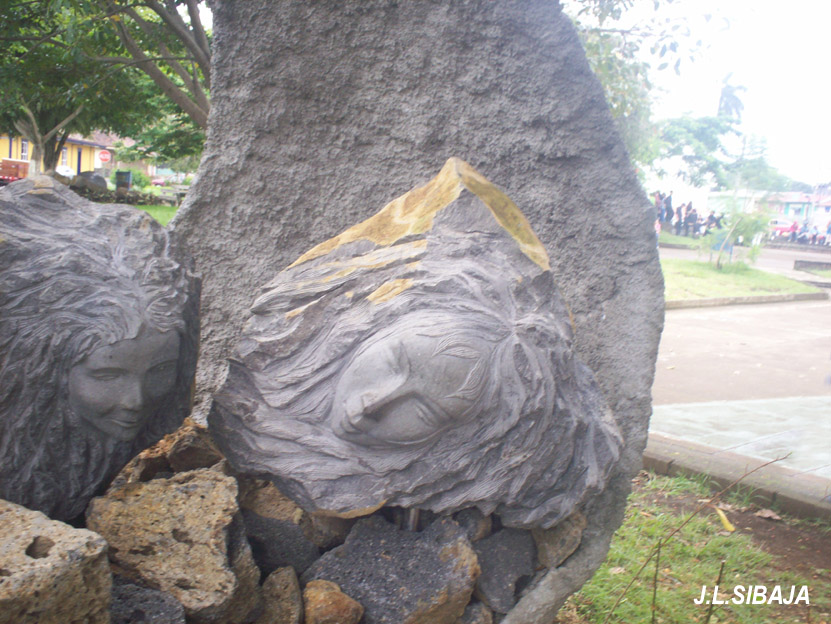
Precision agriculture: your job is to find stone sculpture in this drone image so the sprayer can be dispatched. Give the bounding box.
[210,159,621,529]
[174,2,664,618]
[0,177,199,521]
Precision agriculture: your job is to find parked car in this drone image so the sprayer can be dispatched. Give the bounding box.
[151,177,166,186]
[768,218,793,239]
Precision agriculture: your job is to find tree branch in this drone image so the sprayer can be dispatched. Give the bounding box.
[119,2,210,105]
[113,19,208,128]
[42,104,85,144]
[185,0,212,87]
[142,0,211,79]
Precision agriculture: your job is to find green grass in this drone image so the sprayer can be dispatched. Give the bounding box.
[564,474,830,623]
[808,268,831,279]
[661,259,820,301]
[138,204,178,226]
[659,231,699,248]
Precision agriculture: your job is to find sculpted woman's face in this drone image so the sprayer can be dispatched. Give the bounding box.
[330,324,487,447]
[68,327,180,441]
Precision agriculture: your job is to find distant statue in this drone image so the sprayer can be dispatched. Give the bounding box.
[210,159,622,528]
[0,178,199,520]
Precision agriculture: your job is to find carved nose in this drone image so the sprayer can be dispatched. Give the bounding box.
[120,379,144,411]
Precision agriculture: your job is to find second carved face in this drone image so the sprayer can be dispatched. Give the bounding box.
[68,327,181,441]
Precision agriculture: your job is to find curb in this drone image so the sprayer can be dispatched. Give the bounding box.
[767,243,831,255]
[643,432,831,520]
[666,291,829,309]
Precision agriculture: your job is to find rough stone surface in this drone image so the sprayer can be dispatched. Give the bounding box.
[238,477,353,552]
[211,159,622,530]
[474,528,537,614]
[71,171,109,193]
[111,575,186,624]
[532,511,587,569]
[456,601,494,624]
[454,508,493,542]
[302,516,479,624]
[242,509,320,576]
[111,418,224,489]
[86,468,261,624]
[254,567,303,624]
[0,176,199,522]
[0,499,111,624]
[176,1,664,618]
[302,580,363,624]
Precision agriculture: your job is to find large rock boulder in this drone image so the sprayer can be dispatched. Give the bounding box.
[175,1,663,618]
[302,516,479,624]
[0,499,111,624]
[86,468,261,624]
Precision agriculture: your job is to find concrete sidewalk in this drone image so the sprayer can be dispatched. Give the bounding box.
[648,280,831,519]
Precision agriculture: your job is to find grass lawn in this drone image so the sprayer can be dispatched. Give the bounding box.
[658,231,698,249]
[661,259,820,301]
[138,204,178,226]
[809,268,831,279]
[559,473,831,624]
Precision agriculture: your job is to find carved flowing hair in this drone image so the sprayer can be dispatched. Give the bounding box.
[0,180,198,520]
[212,223,622,529]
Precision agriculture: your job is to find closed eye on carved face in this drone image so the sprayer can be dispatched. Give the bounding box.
[330,322,489,447]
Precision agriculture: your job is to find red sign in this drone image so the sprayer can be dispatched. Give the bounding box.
[98,150,112,163]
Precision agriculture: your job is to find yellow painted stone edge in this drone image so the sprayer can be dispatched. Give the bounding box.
[290,157,550,271]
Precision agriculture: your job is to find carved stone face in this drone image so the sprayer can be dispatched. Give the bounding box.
[68,328,180,441]
[330,323,487,447]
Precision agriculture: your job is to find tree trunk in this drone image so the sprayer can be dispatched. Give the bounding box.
[42,132,70,174]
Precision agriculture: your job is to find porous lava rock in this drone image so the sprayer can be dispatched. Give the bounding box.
[302,580,363,624]
[254,567,304,624]
[532,511,587,569]
[111,575,186,624]
[0,499,111,624]
[86,468,261,624]
[455,601,494,624]
[302,516,479,624]
[473,528,537,614]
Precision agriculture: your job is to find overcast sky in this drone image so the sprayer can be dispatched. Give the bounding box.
[617,0,831,186]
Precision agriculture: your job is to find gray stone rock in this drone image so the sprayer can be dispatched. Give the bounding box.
[111,576,186,624]
[454,508,493,543]
[532,511,587,569]
[474,528,537,614]
[0,176,199,522]
[210,160,622,530]
[254,567,303,624]
[176,1,663,618]
[302,516,479,624]
[242,508,320,576]
[72,171,109,193]
[456,601,494,624]
[0,499,111,624]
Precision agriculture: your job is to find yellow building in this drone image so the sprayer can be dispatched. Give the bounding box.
[1,134,111,177]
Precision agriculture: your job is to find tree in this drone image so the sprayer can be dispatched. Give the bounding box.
[0,11,158,174]
[656,115,736,188]
[112,89,205,171]
[0,1,211,129]
[565,0,704,174]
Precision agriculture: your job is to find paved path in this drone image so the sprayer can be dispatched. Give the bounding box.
[646,247,831,513]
